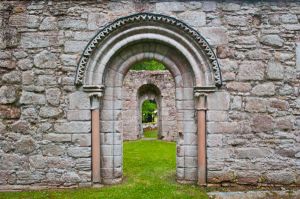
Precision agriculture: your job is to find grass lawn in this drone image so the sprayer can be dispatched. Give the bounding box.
[143,129,158,138]
[0,140,208,199]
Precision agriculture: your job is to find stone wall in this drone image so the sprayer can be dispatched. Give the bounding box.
[122,70,176,141]
[0,0,299,188]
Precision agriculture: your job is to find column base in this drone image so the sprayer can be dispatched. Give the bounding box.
[101,177,122,185]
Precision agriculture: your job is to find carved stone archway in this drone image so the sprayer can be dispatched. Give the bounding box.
[75,13,222,185]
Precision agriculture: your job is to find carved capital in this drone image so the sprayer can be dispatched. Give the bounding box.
[194,86,215,111]
[83,85,105,110]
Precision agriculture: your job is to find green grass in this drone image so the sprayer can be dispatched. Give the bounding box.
[0,140,208,199]
[143,129,158,138]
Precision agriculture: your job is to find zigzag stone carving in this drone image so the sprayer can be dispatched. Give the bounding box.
[75,13,222,87]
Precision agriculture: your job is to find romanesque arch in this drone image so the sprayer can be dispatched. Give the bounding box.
[75,13,222,185]
[137,84,162,139]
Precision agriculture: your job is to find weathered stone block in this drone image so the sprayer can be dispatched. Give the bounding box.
[87,13,108,30]
[280,14,298,24]
[266,171,295,184]
[47,157,74,169]
[260,35,284,47]
[156,2,186,13]
[246,49,272,60]
[21,107,38,121]
[61,172,81,183]
[226,82,252,92]
[21,33,54,48]
[266,60,284,80]
[54,121,91,133]
[245,97,268,113]
[2,71,21,84]
[34,50,58,69]
[207,92,230,110]
[252,115,274,132]
[37,123,52,134]
[44,133,71,142]
[0,86,18,104]
[42,144,65,156]
[236,35,257,45]
[15,136,36,154]
[207,122,240,134]
[236,148,270,159]
[67,147,91,158]
[64,41,87,53]
[58,19,87,30]
[184,133,197,145]
[251,83,275,96]
[184,146,197,157]
[22,71,34,85]
[69,91,90,110]
[46,88,61,106]
[40,17,57,30]
[207,134,223,147]
[29,155,47,169]
[222,3,240,11]
[198,27,228,45]
[226,16,248,26]
[185,157,197,167]
[72,134,91,146]
[60,54,78,66]
[207,110,228,122]
[20,91,46,105]
[202,1,216,11]
[67,110,91,121]
[276,116,294,131]
[269,99,289,111]
[75,158,91,170]
[11,120,31,134]
[179,11,206,27]
[183,121,196,133]
[17,58,33,70]
[237,61,264,81]
[279,84,294,95]
[207,148,231,159]
[216,46,234,59]
[26,15,40,28]
[231,96,242,110]
[39,107,63,118]
[0,105,21,119]
[37,75,57,86]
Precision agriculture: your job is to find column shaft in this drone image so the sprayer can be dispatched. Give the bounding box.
[197,109,206,185]
[92,108,101,183]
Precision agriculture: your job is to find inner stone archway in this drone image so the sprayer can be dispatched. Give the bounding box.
[138,84,162,139]
[75,13,222,186]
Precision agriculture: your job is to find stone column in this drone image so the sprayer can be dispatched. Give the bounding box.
[84,85,105,184]
[194,86,215,186]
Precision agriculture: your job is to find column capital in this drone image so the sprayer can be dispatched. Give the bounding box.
[193,86,216,98]
[83,85,105,109]
[194,86,215,111]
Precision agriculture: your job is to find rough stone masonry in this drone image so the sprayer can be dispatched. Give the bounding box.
[0,0,299,189]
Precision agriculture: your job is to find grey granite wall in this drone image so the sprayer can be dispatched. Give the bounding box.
[0,0,299,189]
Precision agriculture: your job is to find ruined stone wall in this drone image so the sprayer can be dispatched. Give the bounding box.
[122,70,176,141]
[0,0,299,188]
